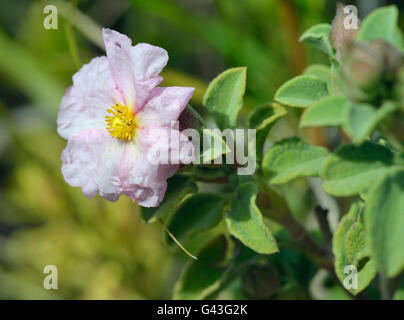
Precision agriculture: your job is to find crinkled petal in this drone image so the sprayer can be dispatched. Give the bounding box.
[61,129,124,201]
[119,141,168,207]
[61,127,192,207]
[134,76,163,108]
[137,87,194,127]
[130,43,168,108]
[131,43,168,82]
[137,126,195,172]
[57,57,120,140]
[103,28,137,110]
[120,126,194,207]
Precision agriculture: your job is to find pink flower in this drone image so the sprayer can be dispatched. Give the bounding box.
[57,29,194,207]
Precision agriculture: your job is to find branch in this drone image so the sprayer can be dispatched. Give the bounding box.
[314,205,333,250]
[255,176,334,271]
[275,211,334,271]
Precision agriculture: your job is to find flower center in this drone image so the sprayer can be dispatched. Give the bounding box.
[105,102,137,141]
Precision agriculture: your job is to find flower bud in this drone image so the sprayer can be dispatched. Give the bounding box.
[329,2,360,59]
[178,105,200,131]
[242,264,279,299]
[340,40,403,102]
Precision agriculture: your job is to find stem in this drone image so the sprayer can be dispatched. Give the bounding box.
[255,175,334,271]
[158,218,198,260]
[379,271,404,300]
[314,205,333,250]
[278,213,334,271]
[379,273,392,300]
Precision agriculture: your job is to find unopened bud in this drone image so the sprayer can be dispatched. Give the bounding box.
[242,264,279,299]
[178,105,200,131]
[329,2,360,59]
[341,40,403,102]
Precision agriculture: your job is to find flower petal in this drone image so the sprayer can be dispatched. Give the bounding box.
[61,129,124,201]
[119,141,169,207]
[134,76,163,109]
[103,28,137,110]
[137,87,194,127]
[131,43,168,82]
[119,126,194,207]
[138,126,195,172]
[57,56,120,140]
[61,127,192,206]
[130,43,168,108]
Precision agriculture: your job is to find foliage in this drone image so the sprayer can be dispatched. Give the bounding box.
[2,1,404,301]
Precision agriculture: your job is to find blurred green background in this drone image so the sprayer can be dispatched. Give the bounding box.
[0,0,403,299]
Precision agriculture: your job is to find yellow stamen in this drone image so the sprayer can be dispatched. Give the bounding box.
[105,102,137,141]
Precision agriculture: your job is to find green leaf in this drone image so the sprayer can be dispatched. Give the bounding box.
[173,236,229,299]
[167,193,227,244]
[345,221,371,265]
[303,64,331,82]
[262,137,329,184]
[274,75,329,108]
[357,6,402,49]
[343,102,396,145]
[299,24,334,56]
[225,183,278,254]
[248,103,287,163]
[333,202,377,295]
[193,165,231,180]
[200,129,231,163]
[300,95,349,128]
[394,289,404,300]
[393,277,404,300]
[393,28,404,50]
[202,67,246,129]
[366,169,404,277]
[322,142,395,196]
[140,175,197,223]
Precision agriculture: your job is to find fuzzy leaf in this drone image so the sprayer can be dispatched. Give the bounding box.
[274,75,329,108]
[225,183,278,254]
[262,137,329,184]
[345,221,371,265]
[248,103,287,163]
[303,64,331,82]
[366,169,404,277]
[200,129,230,163]
[193,165,231,180]
[394,289,404,300]
[300,24,334,56]
[357,6,402,49]
[343,102,396,145]
[322,142,396,196]
[167,193,226,244]
[173,236,229,299]
[140,175,197,223]
[333,202,377,295]
[202,67,246,129]
[300,95,349,128]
